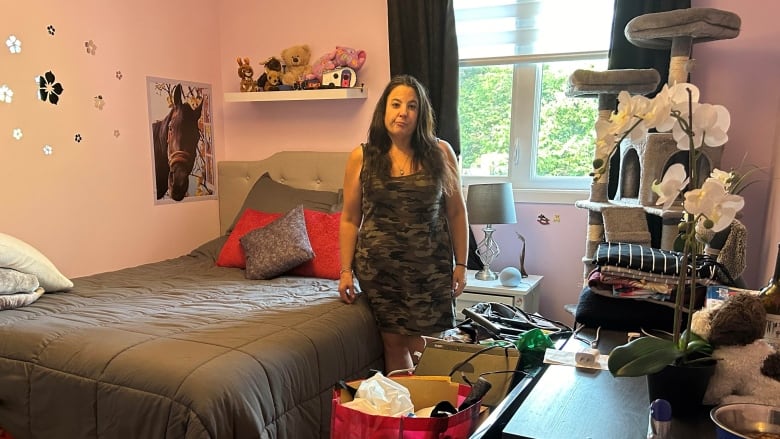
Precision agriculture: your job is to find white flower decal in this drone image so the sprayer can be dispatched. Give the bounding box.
[42,145,53,155]
[0,84,12,103]
[6,35,21,54]
[12,128,22,140]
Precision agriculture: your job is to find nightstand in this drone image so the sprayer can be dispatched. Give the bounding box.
[456,269,543,319]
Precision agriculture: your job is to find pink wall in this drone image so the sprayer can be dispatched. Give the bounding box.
[1,0,225,277]
[1,0,776,325]
[216,0,390,160]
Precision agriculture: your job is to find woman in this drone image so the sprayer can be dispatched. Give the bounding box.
[338,75,469,373]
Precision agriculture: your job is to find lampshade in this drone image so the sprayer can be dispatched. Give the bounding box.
[466,183,517,225]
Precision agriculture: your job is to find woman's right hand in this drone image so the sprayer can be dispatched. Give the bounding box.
[338,271,358,304]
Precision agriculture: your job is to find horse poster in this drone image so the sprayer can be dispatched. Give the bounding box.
[146,76,216,204]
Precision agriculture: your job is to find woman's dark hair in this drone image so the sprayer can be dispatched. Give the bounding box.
[364,75,458,194]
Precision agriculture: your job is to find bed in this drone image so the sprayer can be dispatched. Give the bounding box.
[0,151,384,439]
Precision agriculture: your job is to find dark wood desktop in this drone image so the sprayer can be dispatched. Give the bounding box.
[472,328,717,439]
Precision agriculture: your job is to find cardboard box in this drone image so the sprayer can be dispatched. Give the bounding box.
[705,285,759,309]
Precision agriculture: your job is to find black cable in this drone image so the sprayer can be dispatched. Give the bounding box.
[447,342,519,378]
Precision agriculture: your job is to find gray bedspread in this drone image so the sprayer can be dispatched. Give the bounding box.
[0,238,384,439]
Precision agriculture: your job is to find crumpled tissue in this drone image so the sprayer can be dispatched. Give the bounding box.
[341,372,415,417]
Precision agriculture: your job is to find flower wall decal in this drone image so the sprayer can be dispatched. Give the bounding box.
[113,129,120,138]
[47,25,55,36]
[42,145,53,155]
[84,40,97,55]
[94,95,105,110]
[37,71,64,105]
[74,134,82,143]
[116,71,123,80]
[6,35,21,54]
[13,128,23,140]
[0,84,13,103]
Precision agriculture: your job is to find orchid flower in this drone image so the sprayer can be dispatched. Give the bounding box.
[652,164,689,210]
[594,118,615,157]
[610,91,649,141]
[684,177,745,232]
[709,168,734,189]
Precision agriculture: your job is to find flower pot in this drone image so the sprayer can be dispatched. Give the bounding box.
[646,361,716,417]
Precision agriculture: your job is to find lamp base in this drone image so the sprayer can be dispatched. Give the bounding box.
[475,268,498,281]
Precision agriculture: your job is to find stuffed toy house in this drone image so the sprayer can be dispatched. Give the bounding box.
[691,293,780,406]
[311,46,367,82]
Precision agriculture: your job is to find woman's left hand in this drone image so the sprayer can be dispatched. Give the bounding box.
[452,265,467,297]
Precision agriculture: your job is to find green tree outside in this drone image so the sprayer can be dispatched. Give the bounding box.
[458,61,602,178]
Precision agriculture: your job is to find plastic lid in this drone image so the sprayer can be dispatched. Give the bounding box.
[650,399,672,422]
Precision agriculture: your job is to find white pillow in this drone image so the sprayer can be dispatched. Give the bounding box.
[0,233,73,292]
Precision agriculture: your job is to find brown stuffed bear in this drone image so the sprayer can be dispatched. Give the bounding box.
[280,44,313,87]
[692,293,780,406]
[263,70,282,91]
[257,56,282,91]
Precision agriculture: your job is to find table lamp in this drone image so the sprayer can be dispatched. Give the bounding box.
[466,182,517,280]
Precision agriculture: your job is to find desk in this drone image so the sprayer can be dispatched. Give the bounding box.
[501,329,716,439]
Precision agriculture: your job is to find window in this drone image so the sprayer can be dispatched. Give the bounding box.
[454,0,614,202]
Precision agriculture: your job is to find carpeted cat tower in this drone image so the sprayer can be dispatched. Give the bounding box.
[568,7,741,277]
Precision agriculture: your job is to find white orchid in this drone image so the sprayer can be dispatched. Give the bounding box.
[652,164,689,211]
[709,168,734,188]
[592,82,730,182]
[684,177,745,233]
[610,91,650,142]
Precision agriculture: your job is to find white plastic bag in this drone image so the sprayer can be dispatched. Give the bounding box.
[341,372,415,417]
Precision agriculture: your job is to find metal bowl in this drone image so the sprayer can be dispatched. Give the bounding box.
[710,403,780,439]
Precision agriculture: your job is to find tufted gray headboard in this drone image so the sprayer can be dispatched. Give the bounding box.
[217,151,350,235]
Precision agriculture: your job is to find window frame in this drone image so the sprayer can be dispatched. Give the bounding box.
[458,50,609,204]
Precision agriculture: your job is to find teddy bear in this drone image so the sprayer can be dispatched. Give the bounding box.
[280,44,313,87]
[236,57,257,92]
[256,56,283,91]
[691,293,780,406]
[263,70,283,91]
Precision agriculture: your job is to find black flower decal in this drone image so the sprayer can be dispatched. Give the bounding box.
[38,71,64,105]
[74,133,82,143]
[116,71,123,80]
[47,25,56,36]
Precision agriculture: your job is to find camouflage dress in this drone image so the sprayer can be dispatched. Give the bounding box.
[354,158,456,336]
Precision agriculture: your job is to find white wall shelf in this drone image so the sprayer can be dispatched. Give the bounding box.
[224,85,367,103]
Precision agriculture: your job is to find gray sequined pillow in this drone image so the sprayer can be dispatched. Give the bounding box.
[0,267,40,295]
[240,205,315,280]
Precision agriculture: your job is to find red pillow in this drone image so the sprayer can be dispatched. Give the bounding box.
[216,209,282,268]
[288,210,341,280]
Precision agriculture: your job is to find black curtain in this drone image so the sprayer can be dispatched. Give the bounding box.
[607,0,691,200]
[386,0,460,155]
[387,0,481,268]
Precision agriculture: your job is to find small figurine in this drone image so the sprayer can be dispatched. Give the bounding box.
[236,57,257,92]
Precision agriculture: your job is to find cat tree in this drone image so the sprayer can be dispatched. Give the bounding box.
[568,7,741,277]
